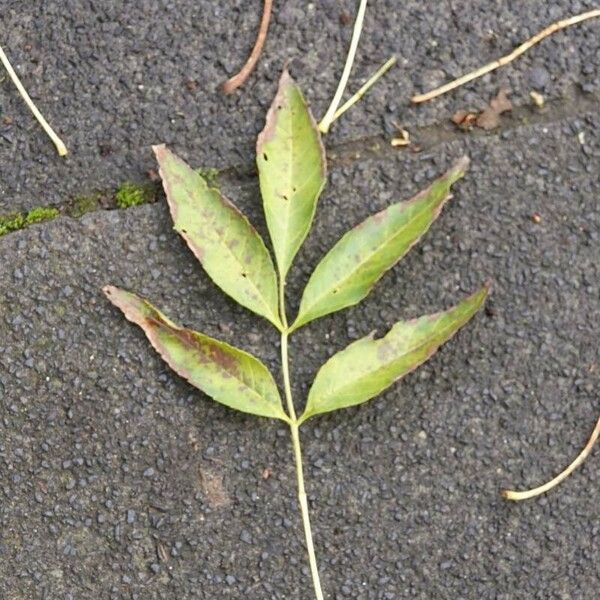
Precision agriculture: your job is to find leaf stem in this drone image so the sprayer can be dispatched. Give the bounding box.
[279,279,325,599]
[411,8,600,104]
[0,44,68,156]
[318,0,368,134]
[290,422,325,600]
[329,55,396,125]
[280,327,297,422]
[502,414,600,501]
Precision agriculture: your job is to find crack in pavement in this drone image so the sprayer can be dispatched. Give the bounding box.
[0,84,598,239]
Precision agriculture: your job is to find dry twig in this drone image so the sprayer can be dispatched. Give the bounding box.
[502,415,600,501]
[221,0,273,94]
[411,9,600,104]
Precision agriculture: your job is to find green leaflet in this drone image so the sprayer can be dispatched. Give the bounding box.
[300,285,489,423]
[153,144,282,330]
[256,69,327,278]
[103,286,289,422]
[292,157,470,331]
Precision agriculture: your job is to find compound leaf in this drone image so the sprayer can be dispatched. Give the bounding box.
[300,285,488,423]
[292,157,470,330]
[256,68,326,278]
[154,144,282,330]
[104,286,289,422]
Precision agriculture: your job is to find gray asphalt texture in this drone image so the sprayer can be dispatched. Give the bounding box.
[0,1,599,599]
[1,0,599,211]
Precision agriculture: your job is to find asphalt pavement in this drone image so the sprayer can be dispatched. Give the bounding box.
[0,1,598,599]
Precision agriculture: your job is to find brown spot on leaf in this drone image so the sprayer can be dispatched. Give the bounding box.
[206,343,239,375]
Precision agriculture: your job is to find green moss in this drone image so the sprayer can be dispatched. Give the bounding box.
[115,182,153,209]
[0,213,26,236]
[70,194,101,218]
[25,207,59,224]
[197,167,220,187]
[0,206,59,236]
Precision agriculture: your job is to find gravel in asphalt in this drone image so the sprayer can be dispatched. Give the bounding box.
[0,1,599,598]
[1,113,599,597]
[1,0,599,211]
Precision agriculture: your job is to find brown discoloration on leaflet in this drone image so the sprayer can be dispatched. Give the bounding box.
[256,69,327,180]
[256,69,292,148]
[205,343,239,376]
[103,286,288,421]
[104,286,240,381]
[174,226,206,262]
[301,285,489,423]
[152,144,281,328]
[378,284,490,371]
[293,157,470,330]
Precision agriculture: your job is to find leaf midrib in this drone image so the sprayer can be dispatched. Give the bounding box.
[146,314,274,407]
[299,194,446,322]
[312,309,470,407]
[274,114,304,270]
[180,189,279,325]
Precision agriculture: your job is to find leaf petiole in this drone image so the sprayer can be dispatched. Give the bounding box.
[290,421,324,600]
[502,415,600,501]
[318,0,368,134]
[0,44,68,156]
[279,278,325,599]
[329,55,396,125]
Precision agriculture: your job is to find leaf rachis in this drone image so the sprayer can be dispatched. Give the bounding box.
[105,69,487,599]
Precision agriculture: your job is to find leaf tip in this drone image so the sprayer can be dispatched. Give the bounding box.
[102,284,118,299]
[102,285,134,311]
[470,281,491,307]
[152,143,168,158]
[278,63,294,87]
[448,155,470,183]
[454,155,470,172]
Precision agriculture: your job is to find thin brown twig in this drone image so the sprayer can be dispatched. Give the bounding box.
[221,0,273,94]
[502,415,600,501]
[411,8,600,104]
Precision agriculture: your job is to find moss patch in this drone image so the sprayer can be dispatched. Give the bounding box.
[0,178,159,239]
[0,207,60,237]
[115,182,154,209]
[197,167,220,188]
[69,194,101,218]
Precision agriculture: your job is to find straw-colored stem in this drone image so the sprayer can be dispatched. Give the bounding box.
[411,9,600,104]
[279,279,325,599]
[319,0,368,133]
[0,44,67,156]
[330,55,396,124]
[502,415,600,501]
